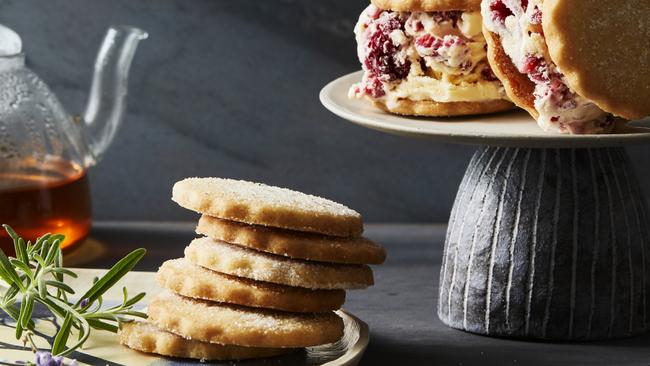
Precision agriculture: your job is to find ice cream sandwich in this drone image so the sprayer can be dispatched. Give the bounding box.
[349,0,515,117]
[482,0,650,134]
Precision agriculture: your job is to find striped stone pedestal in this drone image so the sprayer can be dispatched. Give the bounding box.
[437,147,650,340]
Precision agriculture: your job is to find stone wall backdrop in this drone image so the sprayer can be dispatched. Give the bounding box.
[1,0,648,223]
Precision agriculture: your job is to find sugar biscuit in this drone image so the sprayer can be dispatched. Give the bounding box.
[185,237,374,289]
[148,291,344,348]
[172,178,363,237]
[158,258,345,312]
[196,215,386,264]
[543,0,650,120]
[119,321,293,360]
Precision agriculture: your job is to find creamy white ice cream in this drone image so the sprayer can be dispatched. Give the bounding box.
[481,0,613,134]
[350,5,509,109]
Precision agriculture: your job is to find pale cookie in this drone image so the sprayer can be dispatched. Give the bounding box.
[371,0,481,12]
[172,177,363,237]
[543,0,650,120]
[185,237,374,289]
[158,258,345,312]
[148,291,344,348]
[483,28,538,118]
[372,98,515,117]
[196,215,386,265]
[119,321,293,361]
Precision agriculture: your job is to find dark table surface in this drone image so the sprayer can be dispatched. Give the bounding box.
[71,222,650,366]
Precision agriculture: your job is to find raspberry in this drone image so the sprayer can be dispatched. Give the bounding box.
[415,34,444,56]
[521,0,529,11]
[490,0,513,24]
[522,55,548,83]
[363,12,410,81]
[416,34,466,56]
[547,76,577,110]
[363,76,385,98]
[530,6,543,24]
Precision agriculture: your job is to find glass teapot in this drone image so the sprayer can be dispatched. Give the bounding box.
[0,25,147,253]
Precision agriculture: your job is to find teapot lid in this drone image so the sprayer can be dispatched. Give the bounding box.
[0,24,22,56]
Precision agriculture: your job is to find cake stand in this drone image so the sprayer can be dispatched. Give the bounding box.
[320,71,650,341]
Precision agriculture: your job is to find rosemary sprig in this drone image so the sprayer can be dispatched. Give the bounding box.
[0,225,147,357]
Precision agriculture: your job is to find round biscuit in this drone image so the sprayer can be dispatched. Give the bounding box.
[185,237,374,289]
[119,321,293,360]
[157,258,345,312]
[372,98,516,117]
[148,291,344,348]
[196,215,386,265]
[543,0,650,120]
[371,0,481,12]
[172,177,363,237]
[483,27,539,118]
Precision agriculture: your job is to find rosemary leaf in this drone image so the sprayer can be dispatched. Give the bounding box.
[51,313,74,355]
[0,249,23,291]
[75,248,146,306]
[0,225,147,357]
[45,280,75,294]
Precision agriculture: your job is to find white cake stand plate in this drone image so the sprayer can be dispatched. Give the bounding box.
[321,71,650,341]
[321,71,650,149]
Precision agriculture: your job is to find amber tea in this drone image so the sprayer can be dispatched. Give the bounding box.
[0,159,91,254]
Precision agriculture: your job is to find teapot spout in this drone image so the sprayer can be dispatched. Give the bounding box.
[82,25,148,166]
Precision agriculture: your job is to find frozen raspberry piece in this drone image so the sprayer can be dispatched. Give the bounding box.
[521,55,548,83]
[416,34,473,72]
[416,34,466,57]
[363,11,410,81]
[489,0,513,24]
[363,76,385,98]
[530,6,543,24]
[547,76,577,110]
[521,0,529,11]
[415,34,443,56]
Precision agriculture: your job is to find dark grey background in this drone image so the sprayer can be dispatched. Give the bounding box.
[1,0,648,223]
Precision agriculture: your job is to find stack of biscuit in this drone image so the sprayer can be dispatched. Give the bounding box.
[119,177,386,361]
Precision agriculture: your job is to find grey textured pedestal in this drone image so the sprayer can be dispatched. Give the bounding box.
[438,147,650,340]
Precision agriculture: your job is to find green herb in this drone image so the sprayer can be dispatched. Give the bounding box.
[0,225,147,357]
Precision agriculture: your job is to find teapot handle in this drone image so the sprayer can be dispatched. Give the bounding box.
[82,26,148,166]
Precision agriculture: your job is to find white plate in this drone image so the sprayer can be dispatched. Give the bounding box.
[1,269,368,366]
[320,71,650,148]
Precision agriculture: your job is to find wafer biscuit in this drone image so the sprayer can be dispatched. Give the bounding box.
[148,291,344,348]
[158,258,345,312]
[196,215,386,264]
[185,237,374,289]
[119,321,293,360]
[172,178,363,237]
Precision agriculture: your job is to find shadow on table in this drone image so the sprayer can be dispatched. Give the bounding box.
[361,329,650,366]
